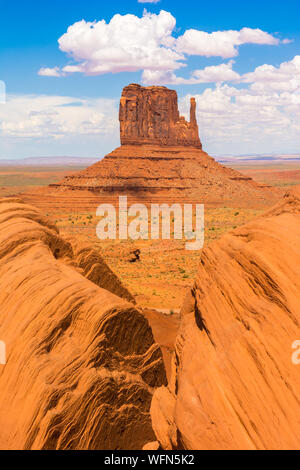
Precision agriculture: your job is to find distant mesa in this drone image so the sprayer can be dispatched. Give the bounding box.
[49,83,281,208]
[0,156,99,167]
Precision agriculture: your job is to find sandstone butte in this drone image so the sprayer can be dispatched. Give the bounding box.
[0,198,167,450]
[49,83,280,209]
[149,186,300,450]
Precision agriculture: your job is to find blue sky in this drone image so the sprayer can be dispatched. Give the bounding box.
[0,0,300,159]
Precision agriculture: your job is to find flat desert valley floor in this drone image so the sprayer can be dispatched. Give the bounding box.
[2,161,299,312]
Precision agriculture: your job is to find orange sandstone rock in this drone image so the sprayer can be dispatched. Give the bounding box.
[0,198,166,449]
[150,187,300,450]
[119,84,201,148]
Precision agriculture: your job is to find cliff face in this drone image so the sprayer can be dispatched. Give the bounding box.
[119,84,202,148]
[0,198,166,450]
[150,187,300,450]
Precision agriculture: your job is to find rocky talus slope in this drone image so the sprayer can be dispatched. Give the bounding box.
[0,198,166,450]
[149,187,300,450]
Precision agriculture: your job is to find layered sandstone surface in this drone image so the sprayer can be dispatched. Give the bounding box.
[52,145,279,207]
[119,84,201,148]
[50,84,280,209]
[150,187,300,450]
[0,198,166,449]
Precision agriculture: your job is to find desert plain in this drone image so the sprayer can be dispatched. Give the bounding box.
[0,159,298,311]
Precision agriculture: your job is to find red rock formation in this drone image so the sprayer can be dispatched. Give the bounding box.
[119,84,201,148]
[150,187,300,450]
[0,198,166,449]
[50,83,281,208]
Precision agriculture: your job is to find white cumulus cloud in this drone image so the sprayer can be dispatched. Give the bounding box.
[243,55,300,92]
[56,10,183,76]
[191,61,240,82]
[38,10,286,85]
[0,94,117,139]
[176,27,280,58]
[38,67,64,77]
[142,61,240,84]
